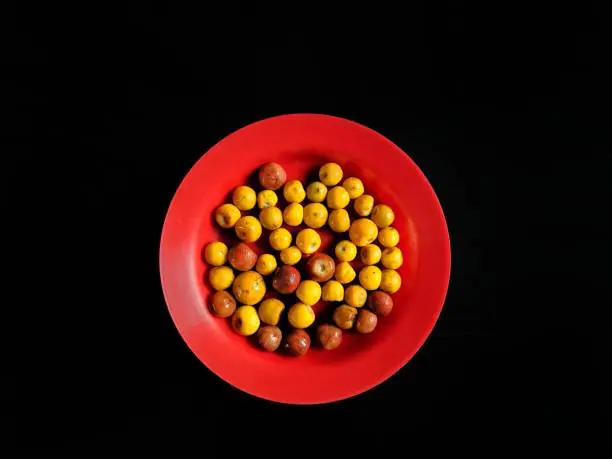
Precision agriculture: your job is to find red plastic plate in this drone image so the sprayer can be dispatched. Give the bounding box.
[159,114,451,404]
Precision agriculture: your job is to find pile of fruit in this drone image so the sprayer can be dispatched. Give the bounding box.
[203,161,403,356]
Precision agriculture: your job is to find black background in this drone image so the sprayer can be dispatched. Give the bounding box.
[5,2,609,451]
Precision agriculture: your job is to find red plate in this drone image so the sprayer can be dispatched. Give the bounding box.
[159,114,451,404]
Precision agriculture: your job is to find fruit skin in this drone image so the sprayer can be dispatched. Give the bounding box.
[280,246,302,265]
[288,302,316,328]
[333,305,358,329]
[228,242,258,271]
[259,206,283,230]
[342,177,364,199]
[328,209,350,233]
[272,265,301,294]
[348,218,379,247]
[296,280,322,306]
[326,186,350,209]
[335,240,357,262]
[317,324,343,350]
[360,244,382,265]
[321,280,344,302]
[283,329,311,356]
[344,285,368,308]
[232,271,266,305]
[378,227,400,247]
[232,185,257,210]
[269,228,292,251]
[258,162,287,190]
[306,253,336,282]
[209,266,235,291]
[256,253,277,276]
[283,180,306,203]
[381,247,403,269]
[258,298,285,325]
[354,194,374,217]
[283,203,304,226]
[257,326,282,351]
[359,266,383,290]
[355,309,378,333]
[306,181,328,203]
[211,290,236,317]
[368,291,394,316]
[319,162,343,186]
[215,203,241,228]
[232,305,261,336]
[204,241,228,266]
[335,261,356,284]
[257,190,278,209]
[303,203,328,229]
[371,204,395,228]
[296,228,321,254]
[380,269,402,294]
[235,216,263,242]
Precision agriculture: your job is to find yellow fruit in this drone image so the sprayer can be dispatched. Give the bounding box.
[209,266,234,291]
[259,206,283,230]
[328,209,350,233]
[354,194,374,217]
[232,185,257,210]
[326,186,350,209]
[335,261,356,284]
[306,181,328,202]
[335,240,357,262]
[215,203,241,228]
[232,305,260,336]
[258,298,285,325]
[283,180,306,203]
[358,266,382,290]
[283,203,304,226]
[322,280,344,302]
[256,254,277,276]
[348,218,378,247]
[371,204,395,228]
[296,280,322,306]
[204,241,228,266]
[345,285,367,307]
[232,271,266,305]
[342,177,364,199]
[380,269,402,294]
[333,305,358,330]
[378,227,400,247]
[234,216,263,242]
[319,162,343,186]
[257,190,278,209]
[269,228,292,250]
[288,303,315,328]
[381,247,403,269]
[296,228,321,254]
[303,203,328,229]
[280,246,302,265]
[360,244,382,265]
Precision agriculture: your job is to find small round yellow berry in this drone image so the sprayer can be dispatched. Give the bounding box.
[335,240,357,262]
[326,186,350,210]
[296,280,322,306]
[342,177,364,199]
[371,204,395,228]
[306,181,328,203]
[358,266,382,290]
[321,280,344,302]
[256,253,277,276]
[381,247,403,269]
[204,241,228,266]
[380,269,402,294]
[303,203,328,229]
[288,303,316,328]
[328,209,350,233]
[257,190,278,209]
[259,206,283,230]
[335,261,356,284]
[269,227,292,251]
[234,216,263,242]
[354,194,374,217]
[283,180,306,203]
[215,203,241,228]
[280,246,302,265]
[283,203,304,226]
[378,227,400,247]
[208,266,235,291]
[360,244,382,265]
[319,162,343,186]
[296,228,321,254]
[232,185,257,210]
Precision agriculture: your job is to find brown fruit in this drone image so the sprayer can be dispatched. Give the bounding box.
[211,290,236,318]
[356,309,378,334]
[272,265,301,294]
[317,324,343,350]
[368,291,394,316]
[306,253,336,282]
[257,325,282,352]
[258,162,287,190]
[228,243,257,271]
[332,305,358,330]
[283,329,311,356]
